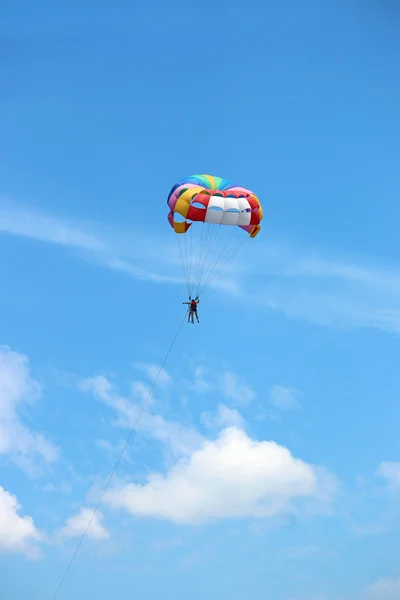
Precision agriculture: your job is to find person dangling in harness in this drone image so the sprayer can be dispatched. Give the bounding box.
[183,296,200,324]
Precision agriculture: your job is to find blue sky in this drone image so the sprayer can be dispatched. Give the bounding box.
[1,0,400,598]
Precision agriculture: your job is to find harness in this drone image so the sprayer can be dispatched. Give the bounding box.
[190,301,197,311]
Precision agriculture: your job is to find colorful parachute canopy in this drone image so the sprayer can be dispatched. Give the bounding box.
[167,174,263,239]
[167,174,263,299]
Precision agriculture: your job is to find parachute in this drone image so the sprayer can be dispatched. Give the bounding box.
[167,174,263,298]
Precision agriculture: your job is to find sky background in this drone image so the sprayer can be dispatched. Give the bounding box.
[1,0,400,599]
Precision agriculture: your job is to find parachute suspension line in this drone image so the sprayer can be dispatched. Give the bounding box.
[181,231,190,295]
[176,219,253,299]
[212,228,247,282]
[188,224,193,295]
[196,225,236,297]
[176,235,190,297]
[50,312,187,600]
[194,222,216,297]
[193,221,208,297]
[197,229,233,297]
[206,224,237,280]
[180,234,187,294]
[183,228,191,294]
[198,222,222,297]
[193,224,205,296]
[201,233,249,296]
[197,229,249,298]
[202,224,220,286]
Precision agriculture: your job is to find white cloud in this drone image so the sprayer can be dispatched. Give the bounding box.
[3,199,400,334]
[132,363,172,387]
[0,198,184,285]
[79,374,114,404]
[79,375,203,457]
[103,426,337,525]
[201,404,246,430]
[0,486,41,558]
[0,200,103,251]
[180,364,254,408]
[58,507,109,542]
[137,412,204,457]
[182,364,255,409]
[0,345,59,470]
[182,365,211,395]
[269,385,301,410]
[376,462,400,489]
[284,594,333,600]
[220,371,256,405]
[364,575,400,599]
[131,380,153,404]
[251,242,400,334]
[284,544,321,559]
[95,438,135,467]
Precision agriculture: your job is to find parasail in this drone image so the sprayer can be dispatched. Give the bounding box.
[167,174,263,298]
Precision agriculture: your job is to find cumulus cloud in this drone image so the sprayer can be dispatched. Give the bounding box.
[364,575,400,599]
[201,404,246,430]
[0,486,41,558]
[103,426,337,525]
[132,363,172,387]
[79,375,203,457]
[131,380,153,405]
[183,365,212,395]
[181,364,255,406]
[58,508,110,542]
[269,385,301,411]
[220,372,256,405]
[0,345,59,471]
[376,462,400,490]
